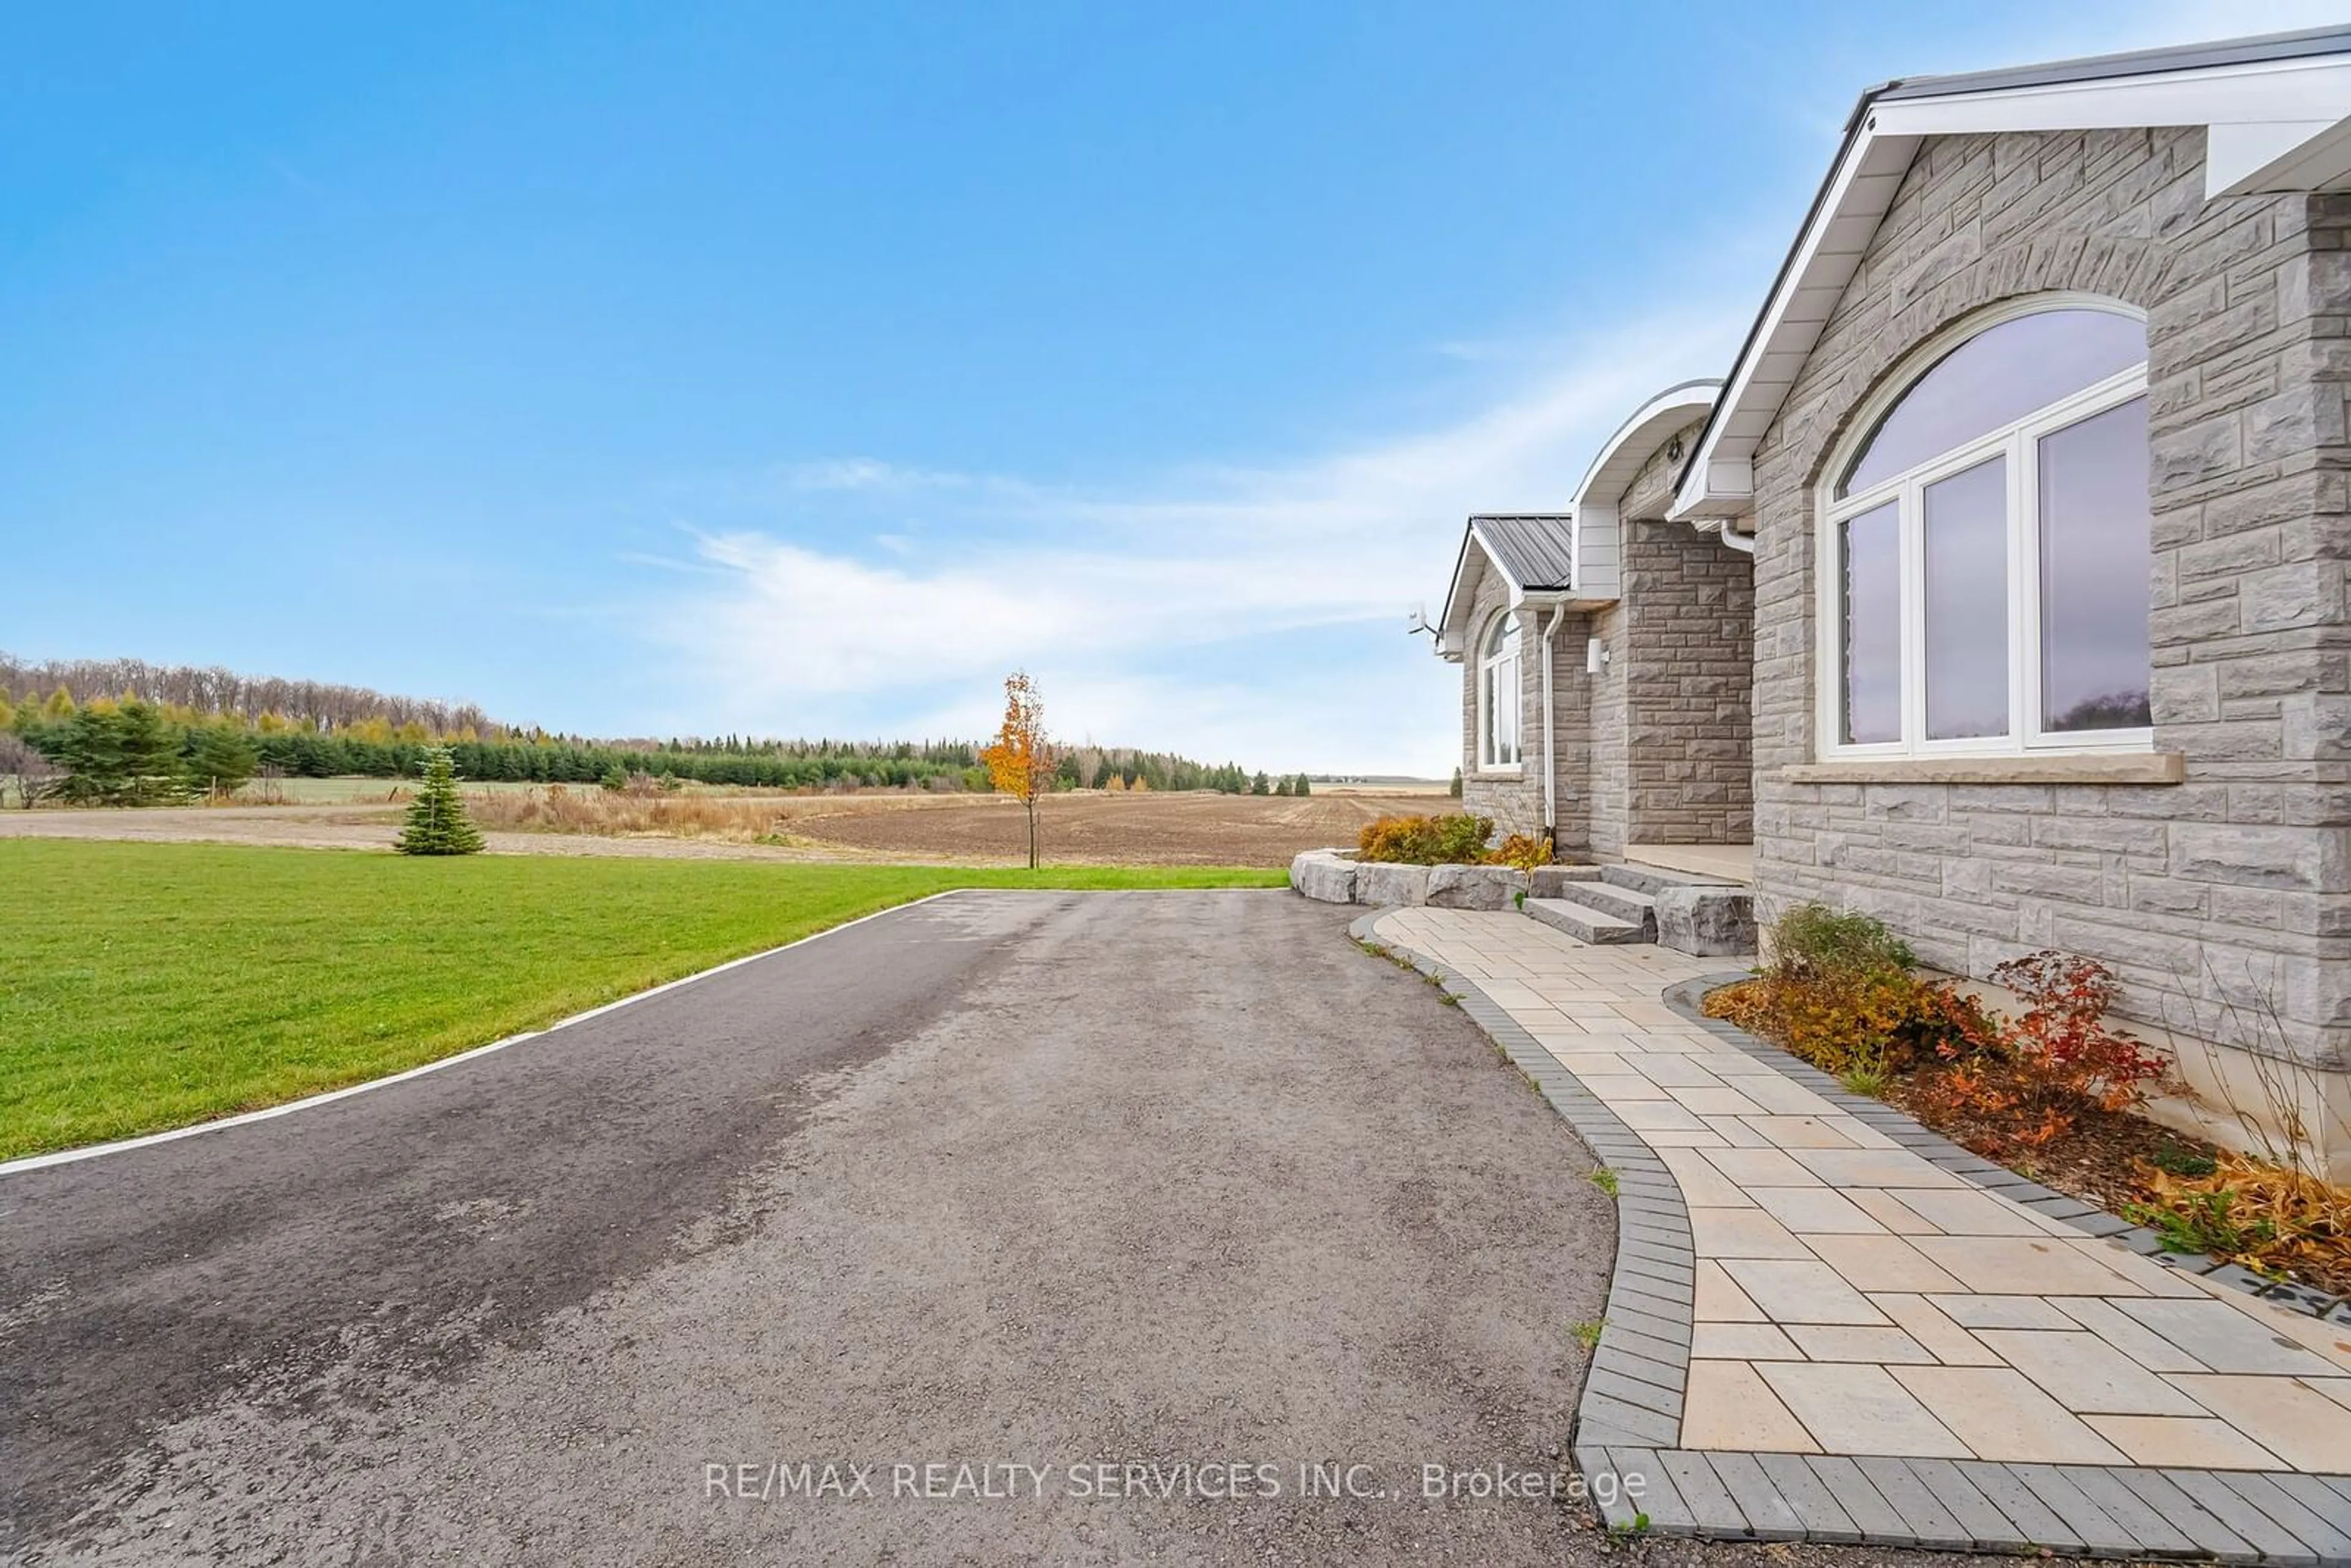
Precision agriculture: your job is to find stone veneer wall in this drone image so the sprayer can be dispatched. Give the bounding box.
[1747,126,2351,1138]
[1457,565,1595,852]
[1624,519,1755,845]
[1586,421,1756,859]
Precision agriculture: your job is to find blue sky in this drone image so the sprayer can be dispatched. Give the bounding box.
[2,1,2331,773]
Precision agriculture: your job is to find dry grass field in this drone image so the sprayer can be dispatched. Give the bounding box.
[252,776,551,804]
[0,787,1443,868]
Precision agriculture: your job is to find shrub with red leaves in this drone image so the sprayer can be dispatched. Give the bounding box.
[1988,950,2168,1114]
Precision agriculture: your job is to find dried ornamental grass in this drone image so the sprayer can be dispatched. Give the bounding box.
[2130,1154,2351,1296]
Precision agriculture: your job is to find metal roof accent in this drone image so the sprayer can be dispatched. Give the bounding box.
[1468,513,1575,591]
[1432,514,1575,659]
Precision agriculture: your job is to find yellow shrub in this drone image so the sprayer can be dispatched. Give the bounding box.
[1489,833,1553,872]
[1357,813,1493,865]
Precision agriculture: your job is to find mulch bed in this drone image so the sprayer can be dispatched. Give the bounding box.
[1878,1064,2218,1218]
[1704,978,2351,1300]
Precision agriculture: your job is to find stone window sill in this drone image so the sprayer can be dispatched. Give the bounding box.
[1780,752,2184,786]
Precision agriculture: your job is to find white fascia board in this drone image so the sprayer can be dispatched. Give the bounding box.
[1436,527,1520,656]
[1435,532,1487,657]
[2210,116,2351,195]
[1572,382,1723,508]
[1576,380,1720,572]
[1869,54,2351,141]
[1670,127,1919,521]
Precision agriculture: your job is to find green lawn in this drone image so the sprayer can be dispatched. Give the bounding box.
[0,840,1284,1160]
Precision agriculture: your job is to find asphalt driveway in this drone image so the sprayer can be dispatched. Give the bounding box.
[1,890,1626,1564]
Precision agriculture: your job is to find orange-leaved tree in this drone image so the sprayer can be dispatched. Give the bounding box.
[981,669,1057,869]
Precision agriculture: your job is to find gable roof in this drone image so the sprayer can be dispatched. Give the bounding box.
[1670,24,2351,522]
[1434,514,1573,658]
[1468,513,1575,590]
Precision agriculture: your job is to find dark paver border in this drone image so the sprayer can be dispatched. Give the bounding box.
[1349,908,2351,1566]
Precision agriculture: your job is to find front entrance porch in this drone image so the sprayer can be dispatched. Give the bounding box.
[1625,842,1753,885]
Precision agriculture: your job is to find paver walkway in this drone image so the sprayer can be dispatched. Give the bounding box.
[1370,906,2351,1561]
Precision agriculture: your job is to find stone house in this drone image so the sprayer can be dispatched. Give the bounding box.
[1431,24,2351,1176]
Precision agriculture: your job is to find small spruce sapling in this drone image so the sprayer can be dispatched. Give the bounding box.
[397,745,487,855]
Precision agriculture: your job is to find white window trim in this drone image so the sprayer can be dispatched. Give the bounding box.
[1477,611,1523,773]
[1813,296,2155,763]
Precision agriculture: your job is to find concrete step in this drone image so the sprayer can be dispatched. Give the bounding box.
[1600,862,1742,897]
[1526,864,1606,898]
[1522,897,1651,945]
[1552,880,1657,931]
[1595,868,1758,957]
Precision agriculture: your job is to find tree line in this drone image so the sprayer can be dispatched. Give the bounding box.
[1055,747,1308,795]
[0,653,506,739]
[0,683,1289,806]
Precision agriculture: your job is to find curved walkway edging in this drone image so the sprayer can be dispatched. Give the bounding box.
[1353,909,2351,1564]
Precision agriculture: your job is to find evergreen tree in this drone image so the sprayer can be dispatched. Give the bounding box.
[50,700,187,806]
[1250,770,1270,796]
[1449,766,1464,799]
[1294,773,1312,798]
[397,746,486,855]
[53,706,130,804]
[117,700,190,804]
[1272,775,1291,797]
[188,726,259,797]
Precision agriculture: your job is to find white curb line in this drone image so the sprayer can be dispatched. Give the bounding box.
[0,889,972,1179]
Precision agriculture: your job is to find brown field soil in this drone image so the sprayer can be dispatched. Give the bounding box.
[769,789,1436,866]
[0,790,1441,868]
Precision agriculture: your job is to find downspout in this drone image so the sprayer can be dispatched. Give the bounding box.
[1539,607,1559,853]
[1698,517,1757,554]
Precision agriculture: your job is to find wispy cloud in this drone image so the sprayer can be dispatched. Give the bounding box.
[637,301,1744,770]
[773,457,1023,495]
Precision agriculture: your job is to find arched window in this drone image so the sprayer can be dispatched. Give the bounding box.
[1479,610,1522,770]
[1820,301,2153,757]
